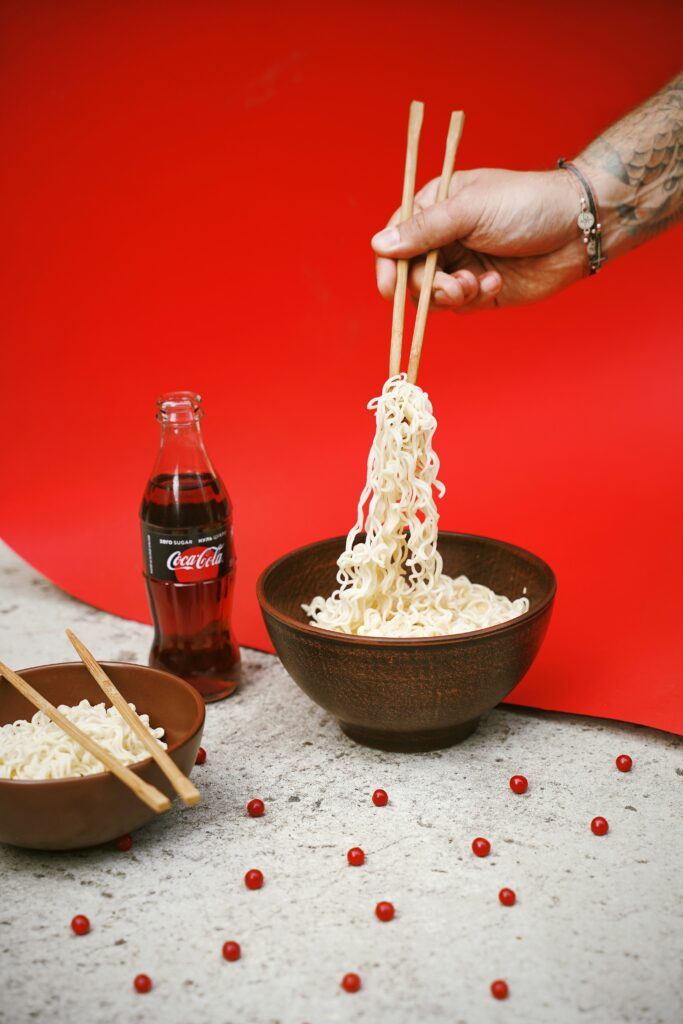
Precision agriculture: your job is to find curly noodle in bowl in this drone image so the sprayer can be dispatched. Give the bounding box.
[303,374,529,638]
[0,699,166,780]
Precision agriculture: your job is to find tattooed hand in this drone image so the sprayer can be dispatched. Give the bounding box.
[371,71,682,313]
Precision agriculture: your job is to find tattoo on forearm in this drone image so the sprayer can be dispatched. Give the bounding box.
[581,71,683,242]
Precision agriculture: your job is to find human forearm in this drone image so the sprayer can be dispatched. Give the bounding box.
[371,72,683,314]
[576,71,683,260]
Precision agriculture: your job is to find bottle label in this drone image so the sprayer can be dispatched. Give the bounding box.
[142,524,231,582]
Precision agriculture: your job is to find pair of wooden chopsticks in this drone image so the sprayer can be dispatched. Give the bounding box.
[0,630,200,813]
[389,102,465,385]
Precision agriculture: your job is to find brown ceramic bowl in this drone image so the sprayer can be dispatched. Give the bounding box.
[258,532,556,752]
[0,662,205,851]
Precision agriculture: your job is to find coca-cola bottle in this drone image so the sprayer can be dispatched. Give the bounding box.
[140,391,240,701]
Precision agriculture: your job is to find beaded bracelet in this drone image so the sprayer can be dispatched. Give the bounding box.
[557,158,606,275]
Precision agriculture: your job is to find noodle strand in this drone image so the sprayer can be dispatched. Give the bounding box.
[303,374,529,637]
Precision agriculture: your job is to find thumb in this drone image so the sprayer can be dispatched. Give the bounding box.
[371,184,479,258]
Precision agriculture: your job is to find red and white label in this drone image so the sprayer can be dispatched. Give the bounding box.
[167,545,223,581]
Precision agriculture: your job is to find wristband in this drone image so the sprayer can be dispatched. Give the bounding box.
[557,158,606,275]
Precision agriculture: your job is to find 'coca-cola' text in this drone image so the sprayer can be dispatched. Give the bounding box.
[167,546,224,572]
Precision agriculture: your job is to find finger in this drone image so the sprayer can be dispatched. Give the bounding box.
[406,257,427,301]
[374,205,405,298]
[373,176,459,297]
[408,266,466,305]
[412,268,481,311]
[376,256,397,298]
[407,250,467,295]
[450,271,503,314]
[433,269,480,308]
[371,187,479,260]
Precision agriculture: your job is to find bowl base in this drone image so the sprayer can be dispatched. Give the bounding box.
[339,717,480,753]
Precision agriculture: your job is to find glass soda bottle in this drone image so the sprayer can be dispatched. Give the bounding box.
[140,391,240,701]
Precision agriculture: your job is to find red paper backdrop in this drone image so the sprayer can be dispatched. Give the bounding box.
[1,1,682,733]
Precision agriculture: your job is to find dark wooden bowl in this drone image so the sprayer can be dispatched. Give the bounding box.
[257,532,556,752]
[0,662,205,850]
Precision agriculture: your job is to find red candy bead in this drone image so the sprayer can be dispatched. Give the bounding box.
[616,755,633,773]
[375,901,395,922]
[195,747,207,765]
[372,789,388,806]
[498,888,516,907]
[115,834,133,852]
[70,915,90,936]
[591,816,609,836]
[347,847,365,866]
[247,799,265,817]
[341,972,361,993]
[222,941,241,961]
[509,775,528,794]
[244,868,264,890]
[472,837,491,858]
[491,979,509,1000]
[134,974,152,994]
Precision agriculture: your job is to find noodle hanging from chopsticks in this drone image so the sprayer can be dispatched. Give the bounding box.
[303,375,529,637]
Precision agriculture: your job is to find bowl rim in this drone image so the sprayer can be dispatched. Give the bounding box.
[257,530,557,647]
[0,660,206,788]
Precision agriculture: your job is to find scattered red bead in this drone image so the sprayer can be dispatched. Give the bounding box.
[195,747,207,765]
[134,974,152,994]
[247,798,265,817]
[244,868,264,890]
[509,775,528,794]
[341,972,361,993]
[70,915,90,936]
[616,755,633,773]
[591,816,609,836]
[375,901,395,922]
[115,834,133,852]
[372,789,388,806]
[498,888,516,907]
[347,847,365,866]
[222,941,241,961]
[491,979,509,1000]
[472,837,491,858]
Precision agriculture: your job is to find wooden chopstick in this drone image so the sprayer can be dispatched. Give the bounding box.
[389,99,424,378]
[0,660,170,813]
[66,630,201,807]
[406,110,465,385]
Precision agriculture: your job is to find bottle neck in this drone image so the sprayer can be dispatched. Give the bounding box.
[153,418,216,479]
[151,392,217,480]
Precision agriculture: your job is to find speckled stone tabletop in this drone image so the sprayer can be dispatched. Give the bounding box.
[0,540,681,1024]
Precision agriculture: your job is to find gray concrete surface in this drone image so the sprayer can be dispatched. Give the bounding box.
[0,539,681,1024]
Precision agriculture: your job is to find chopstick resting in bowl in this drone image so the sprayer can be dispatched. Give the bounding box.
[0,660,171,813]
[66,630,201,807]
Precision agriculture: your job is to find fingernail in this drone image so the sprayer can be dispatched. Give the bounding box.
[371,227,400,252]
[433,288,447,302]
[480,275,500,295]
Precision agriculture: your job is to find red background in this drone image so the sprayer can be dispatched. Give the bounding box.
[1,1,682,733]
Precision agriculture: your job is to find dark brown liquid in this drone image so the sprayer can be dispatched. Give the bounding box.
[141,473,240,701]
